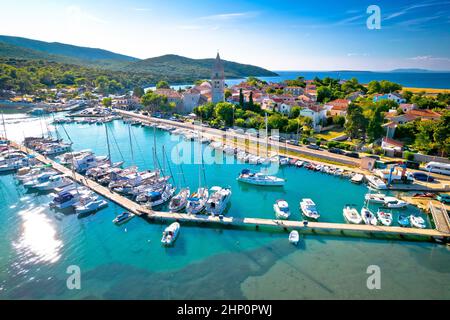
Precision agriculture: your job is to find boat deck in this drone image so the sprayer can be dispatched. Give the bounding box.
[10,141,450,243]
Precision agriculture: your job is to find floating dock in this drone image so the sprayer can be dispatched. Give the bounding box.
[11,141,450,244]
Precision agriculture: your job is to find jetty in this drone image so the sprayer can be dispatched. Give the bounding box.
[10,141,450,244]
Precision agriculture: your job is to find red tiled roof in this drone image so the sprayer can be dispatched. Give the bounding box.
[406,109,441,118]
[382,137,404,147]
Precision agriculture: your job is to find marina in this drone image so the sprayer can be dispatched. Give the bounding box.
[6,120,450,243]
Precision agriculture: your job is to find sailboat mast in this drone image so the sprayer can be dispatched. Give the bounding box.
[265,112,269,158]
[128,123,134,165]
[1,112,7,142]
[105,122,111,164]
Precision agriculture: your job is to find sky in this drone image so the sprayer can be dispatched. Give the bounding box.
[0,0,449,71]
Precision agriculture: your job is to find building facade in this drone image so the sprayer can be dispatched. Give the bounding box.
[211,52,225,104]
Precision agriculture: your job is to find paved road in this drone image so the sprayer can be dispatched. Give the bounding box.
[117,110,362,167]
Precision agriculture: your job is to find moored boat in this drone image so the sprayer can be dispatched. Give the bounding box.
[168,187,190,212]
[161,222,180,246]
[300,198,320,220]
[205,186,232,216]
[273,199,291,220]
[376,209,393,226]
[289,230,300,245]
[361,207,378,225]
[113,212,135,225]
[410,215,427,229]
[237,169,285,186]
[398,214,410,227]
[343,205,362,224]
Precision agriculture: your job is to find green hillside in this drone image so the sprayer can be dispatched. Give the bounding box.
[123,54,278,80]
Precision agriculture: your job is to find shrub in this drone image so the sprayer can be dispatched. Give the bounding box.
[403,151,415,161]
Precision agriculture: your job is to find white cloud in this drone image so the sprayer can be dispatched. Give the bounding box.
[200,11,259,21]
[409,55,450,62]
[66,5,107,25]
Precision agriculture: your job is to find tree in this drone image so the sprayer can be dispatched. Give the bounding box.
[156,80,170,89]
[317,86,333,103]
[194,102,215,121]
[102,97,112,108]
[367,108,384,142]
[235,118,246,128]
[267,113,289,131]
[248,92,254,109]
[224,89,232,100]
[141,91,168,113]
[433,111,450,156]
[214,102,235,126]
[239,88,244,107]
[289,106,301,119]
[332,115,346,127]
[345,104,368,139]
[133,86,145,98]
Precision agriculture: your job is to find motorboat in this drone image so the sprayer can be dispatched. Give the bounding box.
[350,173,365,184]
[410,215,427,229]
[205,186,232,216]
[343,205,362,224]
[366,175,387,190]
[57,150,92,166]
[289,230,300,245]
[361,207,378,226]
[143,185,176,209]
[75,198,108,216]
[398,214,410,227]
[112,212,135,225]
[161,222,180,246]
[41,143,72,156]
[186,187,209,214]
[376,209,393,226]
[168,187,190,212]
[34,174,72,191]
[237,169,285,186]
[383,197,408,209]
[23,171,57,188]
[300,198,320,220]
[49,189,96,210]
[273,199,291,220]
[364,193,387,204]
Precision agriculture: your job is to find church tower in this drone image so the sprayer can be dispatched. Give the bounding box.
[211,52,225,103]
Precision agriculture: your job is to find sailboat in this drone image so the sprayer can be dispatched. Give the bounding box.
[186,127,209,214]
[169,147,190,212]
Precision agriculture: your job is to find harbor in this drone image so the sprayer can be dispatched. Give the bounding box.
[5,119,450,244]
[1,107,450,301]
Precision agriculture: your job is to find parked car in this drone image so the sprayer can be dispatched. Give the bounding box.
[405,160,420,170]
[413,172,434,182]
[306,144,321,151]
[269,135,281,141]
[345,152,360,159]
[437,194,450,204]
[367,155,380,160]
[328,147,345,155]
[287,140,299,146]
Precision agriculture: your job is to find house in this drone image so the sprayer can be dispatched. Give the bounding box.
[112,96,136,110]
[284,86,304,96]
[278,103,293,115]
[381,137,404,157]
[155,89,183,110]
[299,104,327,132]
[182,88,202,113]
[373,92,406,104]
[386,109,442,124]
[324,99,350,116]
[399,103,417,113]
[347,91,365,101]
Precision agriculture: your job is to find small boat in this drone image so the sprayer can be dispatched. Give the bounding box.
[361,207,378,225]
[350,173,364,184]
[366,175,387,190]
[376,209,393,226]
[364,193,386,204]
[205,186,232,216]
[398,214,410,227]
[273,199,291,220]
[237,169,285,186]
[34,174,72,191]
[75,199,108,216]
[161,222,180,246]
[343,205,362,224]
[383,197,408,209]
[112,212,135,225]
[410,215,427,229]
[186,187,209,214]
[289,230,300,245]
[300,198,320,220]
[168,187,190,212]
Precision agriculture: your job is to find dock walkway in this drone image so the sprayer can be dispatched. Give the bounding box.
[10,141,450,243]
[429,201,450,234]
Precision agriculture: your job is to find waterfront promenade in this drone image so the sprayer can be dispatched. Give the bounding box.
[116,110,450,192]
[10,141,450,243]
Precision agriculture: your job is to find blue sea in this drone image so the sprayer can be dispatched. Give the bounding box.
[0,113,449,299]
[147,71,450,91]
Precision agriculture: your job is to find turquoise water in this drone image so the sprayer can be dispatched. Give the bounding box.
[0,114,449,299]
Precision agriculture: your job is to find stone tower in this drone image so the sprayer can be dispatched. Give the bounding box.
[211,52,225,103]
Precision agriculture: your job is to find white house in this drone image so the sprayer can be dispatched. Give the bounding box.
[278,103,292,115]
[299,105,327,132]
[182,88,201,113]
[373,93,406,104]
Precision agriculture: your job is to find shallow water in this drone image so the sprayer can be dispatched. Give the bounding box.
[0,114,449,299]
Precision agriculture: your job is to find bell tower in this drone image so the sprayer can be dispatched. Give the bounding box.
[211,52,225,103]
